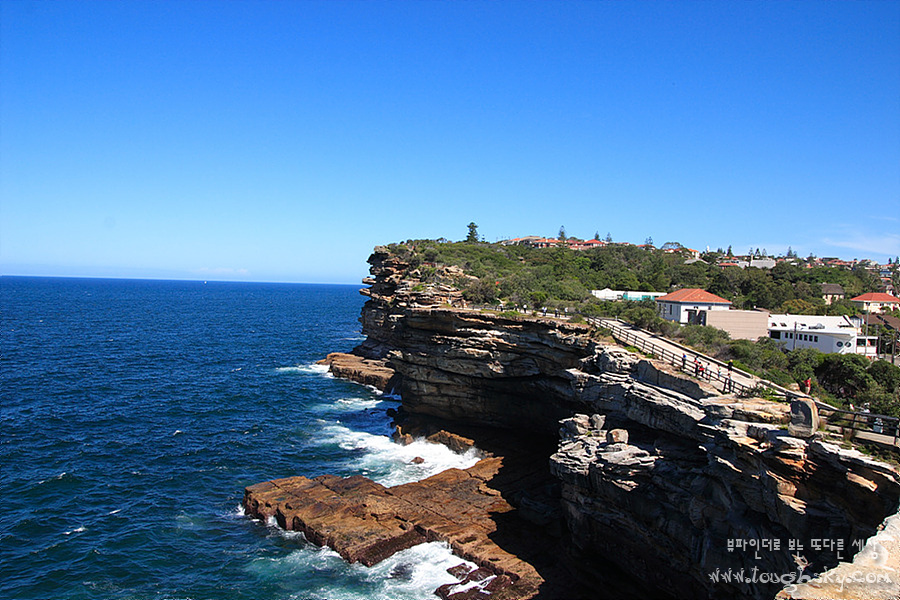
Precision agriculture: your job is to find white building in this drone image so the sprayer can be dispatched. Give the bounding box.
[592,288,666,302]
[767,314,878,357]
[656,288,732,324]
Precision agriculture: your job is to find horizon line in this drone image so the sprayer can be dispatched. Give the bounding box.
[0,273,364,286]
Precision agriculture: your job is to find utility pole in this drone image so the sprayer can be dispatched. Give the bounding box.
[893,329,897,365]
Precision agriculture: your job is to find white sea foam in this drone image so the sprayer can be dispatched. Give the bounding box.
[38,471,68,485]
[334,397,388,411]
[249,541,474,600]
[446,574,496,596]
[317,424,481,487]
[266,516,307,541]
[63,526,86,535]
[346,542,477,598]
[275,363,331,375]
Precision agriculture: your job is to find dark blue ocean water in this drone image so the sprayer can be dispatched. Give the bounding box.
[0,277,478,600]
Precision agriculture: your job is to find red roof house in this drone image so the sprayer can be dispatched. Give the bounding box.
[851,293,900,313]
[656,288,732,324]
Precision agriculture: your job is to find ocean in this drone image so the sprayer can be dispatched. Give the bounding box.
[0,277,480,600]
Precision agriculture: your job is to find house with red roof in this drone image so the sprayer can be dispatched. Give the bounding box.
[568,239,606,251]
[656,288,732,324]
[851,292,900,314]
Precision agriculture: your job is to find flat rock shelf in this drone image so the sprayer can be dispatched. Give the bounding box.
[244,456,555,599]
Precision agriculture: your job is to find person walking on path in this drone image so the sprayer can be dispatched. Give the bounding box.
[682,354,687,371]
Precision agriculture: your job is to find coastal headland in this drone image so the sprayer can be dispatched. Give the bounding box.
[244,246,900,599]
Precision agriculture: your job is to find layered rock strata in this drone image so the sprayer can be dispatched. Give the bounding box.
[251,245,900,599]
[244,435,588,599]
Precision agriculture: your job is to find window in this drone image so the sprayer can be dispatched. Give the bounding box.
[837,341,843,347]
[814,336,818,342]
[771,331,781,339]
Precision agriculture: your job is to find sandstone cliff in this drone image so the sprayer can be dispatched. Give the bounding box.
[298,245,900,599]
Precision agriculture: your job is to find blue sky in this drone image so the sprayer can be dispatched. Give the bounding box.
[2,1,898,284]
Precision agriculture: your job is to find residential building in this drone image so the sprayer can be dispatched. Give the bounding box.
[820,283,845,305]
[851,292,900,314]
[568,239,607,251]
[656,289,732,324]
[768,314,878,357]
[714,258,776,269]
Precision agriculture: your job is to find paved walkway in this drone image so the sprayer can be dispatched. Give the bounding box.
[470,306,900,447]
[587,317,791,398]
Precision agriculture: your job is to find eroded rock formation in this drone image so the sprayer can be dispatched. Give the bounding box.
[247,246,900,599]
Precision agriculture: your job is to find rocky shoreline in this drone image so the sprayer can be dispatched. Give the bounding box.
[245,246,900,599]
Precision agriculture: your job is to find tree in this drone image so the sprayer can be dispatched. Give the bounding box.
[645,236,654,247]
[466,222,479,243]
[816,354,875,399]
[869,360,900,394]
[605,232,613,243]
[558,226,567,241]
[780,299,818,315]
[463,278,497,303]
[594,231,600,240]
[727,245,733,257]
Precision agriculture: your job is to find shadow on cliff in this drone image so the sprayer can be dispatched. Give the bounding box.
[400,415,650,600]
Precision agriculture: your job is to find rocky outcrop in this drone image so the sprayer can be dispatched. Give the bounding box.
[244,435,589,599]
[291,245,900,599]
[317,352,399,392]
[551,410,900,599]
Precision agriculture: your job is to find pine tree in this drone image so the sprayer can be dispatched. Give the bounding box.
[605,232,613,243]
[558,226,567,241]
[466,222,479,243]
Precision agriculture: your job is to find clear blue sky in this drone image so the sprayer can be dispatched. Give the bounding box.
[2,1,898,284]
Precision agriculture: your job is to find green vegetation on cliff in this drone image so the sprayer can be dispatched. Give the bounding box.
[387,239,881,313]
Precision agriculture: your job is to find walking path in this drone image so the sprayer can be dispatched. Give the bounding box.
[587,316,900,448]
[468,306,900,448]
[586,316,780,397]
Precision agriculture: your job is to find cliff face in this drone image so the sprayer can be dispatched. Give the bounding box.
[328,246,900,599]
[353,247,599,430]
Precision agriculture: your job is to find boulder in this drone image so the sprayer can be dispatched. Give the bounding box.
[788,398,819,438]
[606,428,629,444]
